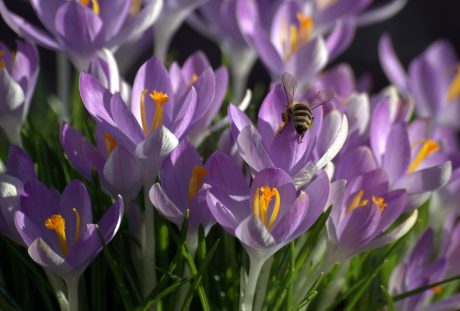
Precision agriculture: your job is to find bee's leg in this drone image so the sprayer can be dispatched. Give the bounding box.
[297,134,304,143]
[275,122,286,135]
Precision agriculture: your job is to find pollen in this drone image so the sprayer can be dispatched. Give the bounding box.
[80,0,100,15]
[150,90,169,106]
[447,64,460,102]
[130,0,142,15]
[372,196,387,212]
[189,73,198,86]
[45,214,69,256]
[188,166,208,201]
[408,139,440,173]
[253,186,281,230]
[103,132,117,156]
[281,13,314,61]
[72,208,81,242]
[347,190,368,213]
[0,49,5,70]
[150,90,169,132]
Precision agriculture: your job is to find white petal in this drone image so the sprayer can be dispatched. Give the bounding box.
[315,114,348,171]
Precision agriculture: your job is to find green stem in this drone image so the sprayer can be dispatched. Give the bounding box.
[57,52,70,121]
[66,276,79,311]
[45,270,69,311]
[240,254,266,311]
[141,182,157,298]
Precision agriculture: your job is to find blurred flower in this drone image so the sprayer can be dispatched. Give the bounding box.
[380,36,460,129]
[228,84,347,189]
[236,0,357,83]
[389,229,448,311]
[0,40,38,144]
[15,179,123,281]
[327,169,416,260]
[0,145,36,243]
[149,140,215,253]
[0,0,162,69]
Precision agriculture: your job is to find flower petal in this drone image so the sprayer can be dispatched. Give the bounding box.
[393,162,452,194]
[149,183,184,227]
[378,34,408,91]
[237,125,274,172]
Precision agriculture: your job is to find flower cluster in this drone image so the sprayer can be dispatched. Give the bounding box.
[0,0,459,310]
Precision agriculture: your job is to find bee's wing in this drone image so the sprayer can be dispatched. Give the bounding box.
[282,72,297,105]
[309,90,335,110]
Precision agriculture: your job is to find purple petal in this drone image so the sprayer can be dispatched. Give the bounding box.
[235,215,276,250]
[370,98,392,164]
[29,0,61,36]
[228,104,252,139]
[382,123,411,184]
[98,0,130,41]
[172,87,197,139]
[326,18,356,62]
[206,191,248,235]
[149,183,183,227]
[28,238,74,278]
[7,145,36,182]
[271,191,309,242]
[377,189,407,232]
[188,68,215,127]
[109,93,144,144]
[237,125,274,172]
[298,171,330,229]
[393,162,452,194]
[206,151,249,196]
[60,123,104,181]
[160,140,202,210]
[189,191,215,234]
[79,72,114,125]
[335,146,377,181]
[288,37,328,83]
[257,84,287,146]
[317,64,356,99]
[182,51,211,78]
[379,34,408,91]
[11,40,39,106]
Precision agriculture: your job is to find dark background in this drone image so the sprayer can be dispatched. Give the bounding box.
[1,0,460,95]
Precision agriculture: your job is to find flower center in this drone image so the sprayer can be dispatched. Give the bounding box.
[188,165,208,201]
[253,186,281,230]
[280,13,314,61]
[130,0,142,15]
[44,208,81,257]
[447,64,460,102]
[103,132,117,156]
[372,196,387,212]
[347,190,368,213]
[408,139,440,173]
[140,89,169,136]
[188,73,198,87]
[80,0,100,15]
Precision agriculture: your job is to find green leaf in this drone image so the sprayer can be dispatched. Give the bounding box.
[380,285,395,311]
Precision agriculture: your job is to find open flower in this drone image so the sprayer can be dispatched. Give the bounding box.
[327,169,416,260]
[0,40,39,144]
[380,36,460,129]
[205,151,329,260]
[149,140,215,252]
[15,179,123,281]
[236,0,357,83]
[229,83,347,189]
[0,0,162,69]
[0,145,36,244]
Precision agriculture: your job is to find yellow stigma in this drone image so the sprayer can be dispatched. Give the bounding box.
[80,0,100,15]
[372,196,387,212]
[72,208,81,242]
[103,132,117,156]
[150,90,169,132]
[408,139,440,173]
[447,64,460,102]
[253,186,281,230]
[188,166,208,201]
[130,0,142,15]
[280,13,314,61]
[347,190,368,213]
[45,215,69,256]
[0,49,5,70]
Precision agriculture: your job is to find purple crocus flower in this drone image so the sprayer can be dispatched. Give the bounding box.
[169,51,228,146]
[205,151,329,310]
[327,169,416,261]
[369,98,452,209]
[236,0,357,83]
[228,83,347,189]
[0,40,39,144]
[15,178,123,309]
[0,145,36,244]
[149,140,215,253]
[0,0,162,69]
[389,229,447,311]
[380,36,460,129]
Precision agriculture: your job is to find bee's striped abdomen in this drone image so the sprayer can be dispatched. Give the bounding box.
[291,102,313,136]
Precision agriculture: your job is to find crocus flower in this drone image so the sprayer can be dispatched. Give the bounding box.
[15,179,123,309]
[0,145,36,243]
[169,51,228,146]
[149,140,215,253]
[236,0,357,83]
[154,0,209,61]
[205,151,330,311]
[326,169,416,261]
[379,36,460,129]
[0,40,39,144]
[228,83,347,189]
[389,229,447,311]
[0,0,162,69]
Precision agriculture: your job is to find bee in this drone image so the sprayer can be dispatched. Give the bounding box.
[276,72,334,143]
